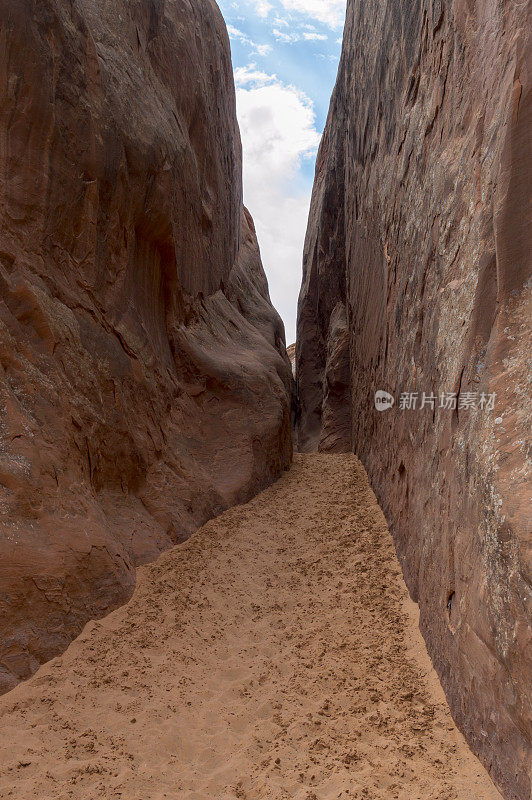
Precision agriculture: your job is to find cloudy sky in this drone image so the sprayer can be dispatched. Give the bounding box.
[217,0,346,344]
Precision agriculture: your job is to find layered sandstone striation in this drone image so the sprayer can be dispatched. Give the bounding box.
[0,0,291,694]
[296,1,531,797]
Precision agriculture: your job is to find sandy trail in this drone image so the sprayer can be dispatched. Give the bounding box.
[0,454,501,800]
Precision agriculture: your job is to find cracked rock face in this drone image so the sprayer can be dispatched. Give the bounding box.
[296,1,531,797]
[0,0,292,693]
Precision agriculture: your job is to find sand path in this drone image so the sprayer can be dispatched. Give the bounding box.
[0,454,501,799]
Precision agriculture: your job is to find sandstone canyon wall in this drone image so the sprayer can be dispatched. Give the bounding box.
[0,0,292,694]
[296,1,531,797]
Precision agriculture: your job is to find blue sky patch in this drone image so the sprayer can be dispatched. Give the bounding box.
[217,0,346,343]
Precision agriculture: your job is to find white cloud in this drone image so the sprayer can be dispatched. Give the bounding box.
[249,0,273,17]
[279,0,346,28]
[273,28,300,43]
[227,24,252,45]
[234,64,277,87]
[227,23,272,57]
[253,43,273,56]
[235,68,321,343]
[303,32,328,41]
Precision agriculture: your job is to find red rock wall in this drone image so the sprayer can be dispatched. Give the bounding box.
[296,1,531,797]
[0,0,292,694]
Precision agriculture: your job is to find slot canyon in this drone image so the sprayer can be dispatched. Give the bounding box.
[0,1,530,799]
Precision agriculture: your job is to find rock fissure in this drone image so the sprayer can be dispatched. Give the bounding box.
[0,0,529,798]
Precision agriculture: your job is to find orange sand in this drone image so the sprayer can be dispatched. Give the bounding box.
[0,455,501,799]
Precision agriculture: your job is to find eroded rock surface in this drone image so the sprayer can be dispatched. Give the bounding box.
[0,0,291,694]
[296,1,531,797]
[286,343,296,376]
